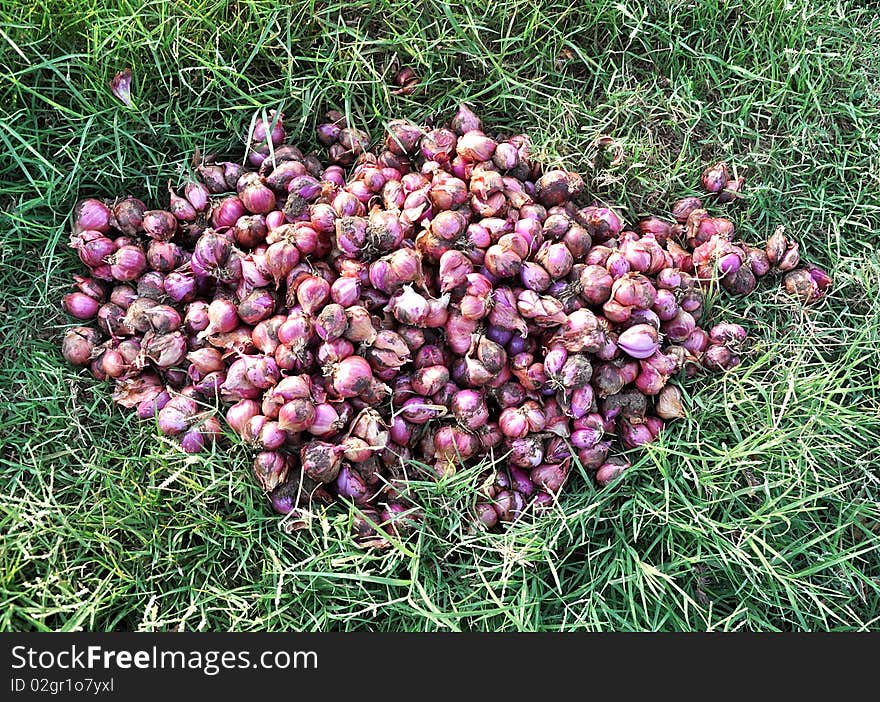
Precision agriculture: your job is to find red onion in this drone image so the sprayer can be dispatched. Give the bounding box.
[681,328,709,355]
[420,128,457,163]
[745,246,771,278]
[184,301,210,333]
[136,389,170,420]
[516,290,566,326]
[335,465,368,502]
[694,217,734,247]
[331,356,373,398]
[708,323,747,346]
[780,268,816,303]
[656,385,685,420]
[211,196,247,229]
[162,271,196,305]
[457,131,497,162]
[143,304,181,333]
[578,205,623,242]
[300,441,343,483]
[110,197,145,236]
[414,344,444,369]
[234,289,273,325]
[136,271,164,301]
[474,502,498,529]
[296,275,331,316]
[703,344,732,372]
[618,416,654,449]
[670,197,701,223]
[257,420,287,451]
[535,170,583,207]
[330,277,360,307]
[701,161,730,193]
[142,331,187,368]
[168,183,198,222]
[534,241,573,278]
[197,164,228,194]
[139,210,177,242]
[595,458,630,486]
[304,403,339,438]
[651,288,678,322]
[157,395,198,436]
[530,462,568,494]
[806,265,832,297]
[612,273,657,309]
[61,327,100,366]
[450,389,489,428]
[443,102,481,135]
[493,490,526,523]
[497,406,527,439]
[389,285,431,326]
[277,397,316,432]
[96,301,130,337]
[438,250,473,293]
[721,264,757,295]
[253,451,290,492]
[72,275,107,301]
[662,309,696,342]
[343,306,376,344]
[433,425,480,464]
[108,285,136,310]
[518,261,550,293]
[145,240,183,272]
[75,235,115,268]
[577,265,612,305]
[63,292,100,320]
[410,365,449,397]
[385,119,423,156]
[204,298,238,335]
[264,241,300,287]
[400,397,447,424]
[107,245,147,282]
[73,199,112,233]
[252,109,286,146]
[617,324,659,359]
[240,355,279,389]
[314,337,354,367]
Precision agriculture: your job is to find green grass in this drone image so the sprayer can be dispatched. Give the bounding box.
[1,0,879,631]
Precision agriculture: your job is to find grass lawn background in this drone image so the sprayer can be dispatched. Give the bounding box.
[1,0,879,631]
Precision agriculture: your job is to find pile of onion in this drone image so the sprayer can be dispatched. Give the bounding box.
[59,105,831,545]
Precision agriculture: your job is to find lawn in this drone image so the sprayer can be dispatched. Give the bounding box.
[1,0,879,632]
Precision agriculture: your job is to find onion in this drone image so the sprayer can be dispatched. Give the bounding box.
[253,451,290,492]
[331,356,374,398]
[595,458,630,486]
[701,162,730,193]
[617,324,659,359]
